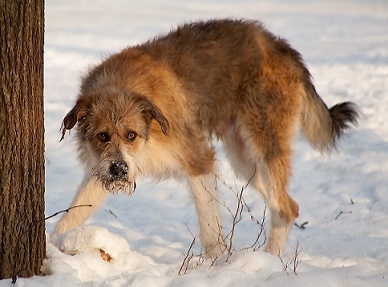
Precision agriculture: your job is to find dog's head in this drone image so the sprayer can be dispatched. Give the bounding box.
[61,88,169,193]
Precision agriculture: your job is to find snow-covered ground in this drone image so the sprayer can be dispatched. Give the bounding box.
[2,0,388,286]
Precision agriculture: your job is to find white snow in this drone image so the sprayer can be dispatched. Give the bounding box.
[2,0,388,286]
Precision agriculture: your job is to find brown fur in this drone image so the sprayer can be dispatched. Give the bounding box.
[55,19,359,258]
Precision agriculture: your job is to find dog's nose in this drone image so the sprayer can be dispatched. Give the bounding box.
[110,161,128,180]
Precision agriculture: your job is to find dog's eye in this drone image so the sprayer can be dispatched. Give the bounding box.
[97,132,110,143]
[127,131,137,142]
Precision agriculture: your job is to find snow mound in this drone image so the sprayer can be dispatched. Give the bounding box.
[51,225,129,259]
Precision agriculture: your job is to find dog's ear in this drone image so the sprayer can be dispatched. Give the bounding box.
[60,97,90,141]
[134,95,170,136]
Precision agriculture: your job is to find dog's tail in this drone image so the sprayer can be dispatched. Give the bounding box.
[300,81,359,154]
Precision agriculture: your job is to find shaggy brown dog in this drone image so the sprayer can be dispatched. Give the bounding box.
[54,19,359,259]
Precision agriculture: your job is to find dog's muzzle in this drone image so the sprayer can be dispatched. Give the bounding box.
[101,161,136,195]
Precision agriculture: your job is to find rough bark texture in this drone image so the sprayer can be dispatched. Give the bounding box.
[0,0,45,280]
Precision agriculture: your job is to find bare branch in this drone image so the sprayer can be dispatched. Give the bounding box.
[104,209,118,218]
[294,221,309,230]
[244,205,267,251]
[227,185,245,257]
[180,170,272,273]
[278,241,301,275]
[334,210,352,220]
[178,237,196,276]
[292,241,301,275]
[45,205,93,221]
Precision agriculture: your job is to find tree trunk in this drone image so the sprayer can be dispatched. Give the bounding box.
[0,0,45,281]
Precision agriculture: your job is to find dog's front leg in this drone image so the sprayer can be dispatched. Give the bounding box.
[187,173,226,260]
[52,175,107,235]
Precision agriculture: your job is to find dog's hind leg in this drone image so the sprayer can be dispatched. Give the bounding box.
[258,153,299,255]
[187,173,226,260]
[52,175,107,235]
[223,123,298,256]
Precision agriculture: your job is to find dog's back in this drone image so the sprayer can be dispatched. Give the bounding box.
[136,20,310,137]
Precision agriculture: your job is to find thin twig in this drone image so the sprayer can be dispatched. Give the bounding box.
[278,241,301,275]
[105,209,118,218]
[178,237,196,276]
[294,221,309,230]
[227,186,245,256]
[180,170,272,273]
[292,241,301,275]
[334,210,352,220]
[244,205,267,251]
[45,205,92,221]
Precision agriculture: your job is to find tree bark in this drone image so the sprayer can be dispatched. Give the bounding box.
[0,0,45,280]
